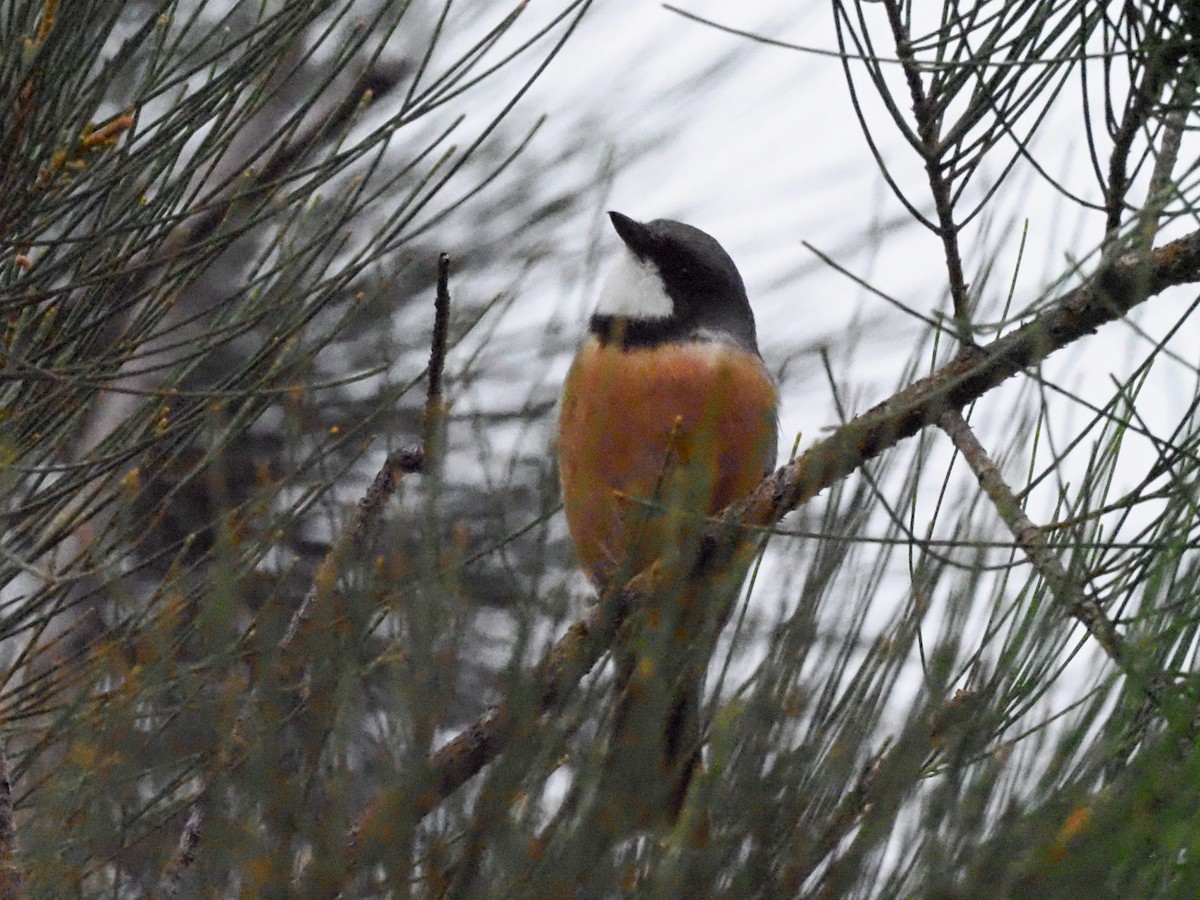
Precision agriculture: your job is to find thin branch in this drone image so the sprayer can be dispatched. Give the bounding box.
[1104,38,1181,242]
[882,0,972,337]
[1138,71,1195,249]
[938,409,1125,664]
[417,251,452,475]
[427,253,452,423]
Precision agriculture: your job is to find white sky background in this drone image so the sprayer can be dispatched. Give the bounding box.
[407,0,1200,794]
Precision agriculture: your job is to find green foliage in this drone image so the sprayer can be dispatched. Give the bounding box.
[2,0,1200,896]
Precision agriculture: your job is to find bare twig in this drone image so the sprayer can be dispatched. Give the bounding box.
[1104,39,1182,242]
[384,254,452,480]
[938,409,1125,663]
[882,0,971,340]
[424,252,452,449]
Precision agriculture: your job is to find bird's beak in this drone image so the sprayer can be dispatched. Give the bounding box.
[608,211,655,257]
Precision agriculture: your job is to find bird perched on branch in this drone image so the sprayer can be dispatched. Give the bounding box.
[557,211,778,828]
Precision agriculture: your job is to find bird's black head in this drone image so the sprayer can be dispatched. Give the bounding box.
[590,211,759,352]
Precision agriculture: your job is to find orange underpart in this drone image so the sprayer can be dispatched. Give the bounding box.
[557,334,777,586]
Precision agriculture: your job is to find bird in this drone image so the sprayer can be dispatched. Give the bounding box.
[556,211,778,829]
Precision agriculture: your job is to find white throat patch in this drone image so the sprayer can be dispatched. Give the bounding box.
[594,248,673,320]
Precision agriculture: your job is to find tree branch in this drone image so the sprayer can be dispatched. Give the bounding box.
[725,228,1200,541]
[938,409,1125,664]
[1104,39,1182,241]
[355,226,1200,838]
[882,0,972,337]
